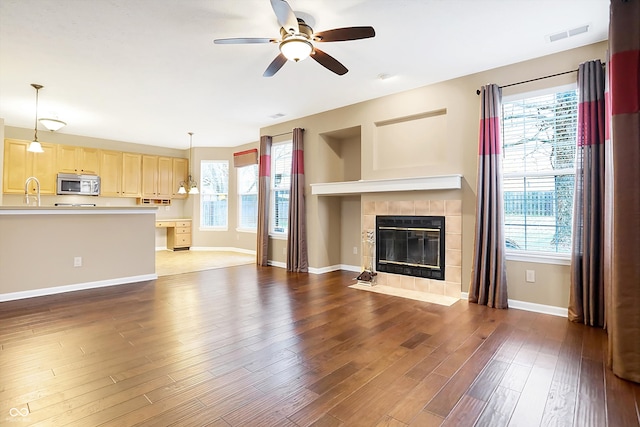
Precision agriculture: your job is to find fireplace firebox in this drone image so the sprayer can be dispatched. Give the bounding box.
[376,215,445,280]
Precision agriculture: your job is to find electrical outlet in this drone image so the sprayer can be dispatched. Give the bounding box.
[74,256,82,267]
[353,246,358,255]
[526,270,535,283]
[164,206,170,211]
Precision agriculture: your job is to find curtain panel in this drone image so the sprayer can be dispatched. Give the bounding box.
[256,136,272,266]
[287,128,308,272]
[469,84,508,309]
[569,60,606,327]
[606,0,640,383]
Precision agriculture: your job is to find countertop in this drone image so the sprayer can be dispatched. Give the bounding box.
[0,206,158,215]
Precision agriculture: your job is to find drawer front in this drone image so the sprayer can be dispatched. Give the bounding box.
[175,227,190,234]
[176,235,191,246]
[156,221,176,228]
[176,221,191,228]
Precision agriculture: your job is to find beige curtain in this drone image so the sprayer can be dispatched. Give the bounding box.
[286,128,308,272]
[606,0,640,383]
[256,136,272,266]
[569,60,606,327]
[469,84,508,309]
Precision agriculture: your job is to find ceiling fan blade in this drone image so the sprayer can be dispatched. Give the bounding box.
[311,48,348,75]
[214,37,277,44]
[314,26,376,42]
[270,0,299,34]
[263,53,287,77]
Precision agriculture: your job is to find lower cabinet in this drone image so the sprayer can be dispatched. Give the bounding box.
[157,220,192,250]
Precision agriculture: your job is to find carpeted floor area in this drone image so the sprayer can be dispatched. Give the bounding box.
[156,250,255,276]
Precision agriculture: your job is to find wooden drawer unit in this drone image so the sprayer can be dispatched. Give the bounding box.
[157,219,192,250]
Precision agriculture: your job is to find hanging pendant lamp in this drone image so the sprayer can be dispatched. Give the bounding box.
[27,84,44,153]
[178,132,199,195]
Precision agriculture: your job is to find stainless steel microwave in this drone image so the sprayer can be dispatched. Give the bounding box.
[56,173,100,195]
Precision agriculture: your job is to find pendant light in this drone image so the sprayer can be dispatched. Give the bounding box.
[27,83,44,153]
[178,132,199,195]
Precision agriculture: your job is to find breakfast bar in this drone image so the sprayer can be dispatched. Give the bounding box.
[0,206,158,301]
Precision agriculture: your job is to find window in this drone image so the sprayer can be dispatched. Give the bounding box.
[270,142,292,235]
[502,86,578,255]
[237,164,258,230]
[200,160,229,229]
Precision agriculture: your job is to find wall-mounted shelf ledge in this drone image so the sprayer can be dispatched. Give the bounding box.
[310,174,463,196]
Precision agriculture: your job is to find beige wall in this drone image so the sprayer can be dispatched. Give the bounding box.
[0,119,4,206]
[0,211,155,296]
[260,41,608,307]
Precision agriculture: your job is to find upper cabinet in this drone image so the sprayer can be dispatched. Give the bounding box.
[172,158,188,199]
[3,139,57,194]
[99,150,123,197]
[57,145,100,174]
[121,152,142,198]
[3,139,188,200]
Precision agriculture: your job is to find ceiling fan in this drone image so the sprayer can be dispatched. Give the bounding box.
[213,0,375,77]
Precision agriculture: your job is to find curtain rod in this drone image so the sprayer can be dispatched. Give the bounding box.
[267,128,305,138]
[475,69,578,95]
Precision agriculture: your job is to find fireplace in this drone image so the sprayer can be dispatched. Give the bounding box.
[376,215,445,280]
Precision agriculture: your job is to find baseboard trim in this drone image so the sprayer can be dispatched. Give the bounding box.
[460,292,568,317]
[268,261,286,269]
[190,247,257,255]
[0,274,158,303]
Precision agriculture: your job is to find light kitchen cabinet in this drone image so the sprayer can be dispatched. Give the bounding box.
[3,139,57,194]
[57,145,100,174]
[121,152,142,197]
[99,150,123,196]
[142,155,173,199]
[172,157,188,199]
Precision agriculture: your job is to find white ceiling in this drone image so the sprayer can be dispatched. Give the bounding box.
[0,0,609,149]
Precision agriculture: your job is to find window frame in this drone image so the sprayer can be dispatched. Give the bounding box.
[269,141,292,237]
[199,159,229,231]
[236,163,258,233]
[501,83,577,265]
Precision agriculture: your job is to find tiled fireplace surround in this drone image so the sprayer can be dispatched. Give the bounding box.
[362,199,462,299]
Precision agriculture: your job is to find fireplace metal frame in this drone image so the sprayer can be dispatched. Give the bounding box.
[375,215,446,280]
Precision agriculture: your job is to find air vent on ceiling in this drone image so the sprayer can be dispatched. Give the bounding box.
[548,24,589,43]
[269,113,286,119]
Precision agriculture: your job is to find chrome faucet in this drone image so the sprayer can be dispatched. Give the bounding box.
[24,176,41,206]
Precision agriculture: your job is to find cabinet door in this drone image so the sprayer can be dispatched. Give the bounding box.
[32,143,57,194]
[121,153,142,197]
[2,139,56,194]
[100,150,122,197]
[172,157,188,198]
[157,157,173,199]
[141,155,158,198]
[57,145,79,173]
[3,139,30,193]
[80,148,100,174]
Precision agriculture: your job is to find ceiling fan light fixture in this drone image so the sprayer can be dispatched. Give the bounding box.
[280,37,312,62]
[39,117,67,132]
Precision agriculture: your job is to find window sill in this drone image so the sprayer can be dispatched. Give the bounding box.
[236,228,257,234]
[199,227,228,232]
[506,251,571,266]
[269,233,288,241]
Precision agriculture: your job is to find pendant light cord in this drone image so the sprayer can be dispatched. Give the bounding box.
[33,86,40,142]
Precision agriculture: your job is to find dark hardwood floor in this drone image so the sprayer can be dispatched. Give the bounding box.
[1,266,639,426]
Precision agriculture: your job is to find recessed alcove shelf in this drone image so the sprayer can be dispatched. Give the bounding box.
[310,174,463,196]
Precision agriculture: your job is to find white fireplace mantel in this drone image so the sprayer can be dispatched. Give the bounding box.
[310,174,463,196]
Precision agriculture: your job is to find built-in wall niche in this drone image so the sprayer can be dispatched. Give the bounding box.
[318,126,361,183]
[373,108,447,171]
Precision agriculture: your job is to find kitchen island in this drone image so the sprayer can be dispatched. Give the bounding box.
[0,206,157,301]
